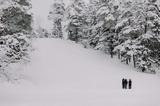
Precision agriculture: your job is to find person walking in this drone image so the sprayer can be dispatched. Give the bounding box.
[124,79,128,89]
[122,78,125,89]
[128,79,132,89]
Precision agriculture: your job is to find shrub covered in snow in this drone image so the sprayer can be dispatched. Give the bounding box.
[0,0,33,79]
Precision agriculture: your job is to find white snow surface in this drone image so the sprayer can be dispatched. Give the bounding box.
[0,38,160,106]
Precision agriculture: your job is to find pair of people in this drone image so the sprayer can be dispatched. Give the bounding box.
[122,79,132,89]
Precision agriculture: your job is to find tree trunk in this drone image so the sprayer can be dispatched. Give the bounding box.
[126,58,128,64]
[145,17,148,34]
[111,53,113,58]
[129,57,131,62]
[118,50,120,59]
[133,55,136,68]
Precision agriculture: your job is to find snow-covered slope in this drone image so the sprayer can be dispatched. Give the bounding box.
[0,38,160,106]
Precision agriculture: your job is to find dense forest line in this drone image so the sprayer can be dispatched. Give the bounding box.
[48,0,160,73]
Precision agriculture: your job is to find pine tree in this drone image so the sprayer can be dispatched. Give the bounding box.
[65,0,88,42]
[48,0,65,38]
[114,0,160,72]
[0,0,33,72]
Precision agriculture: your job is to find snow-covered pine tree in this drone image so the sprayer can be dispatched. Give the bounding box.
[114,0,160,73]
[90,0,119,54]
[0,0,32,72]
[114,0,146,66]
[65,0,88,42]
[138,0,160,72]
[1,0,32,34]
[48,0,65,38]
[79,0,100,48]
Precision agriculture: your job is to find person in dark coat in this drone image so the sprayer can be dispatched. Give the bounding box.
[124,79,128,89]
[128,79,132,89]
[122,78,125,89]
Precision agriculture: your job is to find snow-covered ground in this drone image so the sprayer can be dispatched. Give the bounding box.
[0,38,160,106]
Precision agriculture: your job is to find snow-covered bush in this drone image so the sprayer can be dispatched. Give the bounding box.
[0,0,33,80]
[0,33,31,66]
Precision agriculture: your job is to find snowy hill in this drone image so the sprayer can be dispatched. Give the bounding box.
[0,38,160,106]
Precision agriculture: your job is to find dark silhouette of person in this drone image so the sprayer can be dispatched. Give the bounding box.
[122,78,125,89]
[128,79,132,89]
[124,79,128,89]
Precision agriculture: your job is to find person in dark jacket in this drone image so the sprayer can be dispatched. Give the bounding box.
[124,79,128,89]
[122,78,125,89]
[128,79,132,89]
